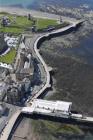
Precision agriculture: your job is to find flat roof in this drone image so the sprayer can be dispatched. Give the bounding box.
[55,101,72,112]
[33,99,72,113]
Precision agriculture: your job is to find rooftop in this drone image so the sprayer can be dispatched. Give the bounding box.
[33,99,72,113]
[22,99,72,115]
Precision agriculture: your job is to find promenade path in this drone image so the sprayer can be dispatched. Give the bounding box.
[23,23,81,103]
[0,110,21,140]
[29,23,82,101]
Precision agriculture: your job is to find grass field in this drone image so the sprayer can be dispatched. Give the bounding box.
[36,18,58,29]
[0,13,68,64]
[0,48,16,64]
[0,13,58,64]
[0,13,58,33]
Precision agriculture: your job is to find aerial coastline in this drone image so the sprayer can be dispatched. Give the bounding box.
[0,2,93,140]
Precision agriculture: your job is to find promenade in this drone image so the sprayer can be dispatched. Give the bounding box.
[0,110,21,140]
[29,22,82,101]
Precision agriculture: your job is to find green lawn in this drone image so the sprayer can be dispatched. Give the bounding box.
[0,13,58,33]
[0,14,33,33]
[36,18,58,29]
[0,48,16,64]
[0,13,58,64]
[0,13,67,64]
[0,26,23,34]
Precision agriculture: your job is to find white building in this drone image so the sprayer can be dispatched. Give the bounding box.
[22,99,72,118]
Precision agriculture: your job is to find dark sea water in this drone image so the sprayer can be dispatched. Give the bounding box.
[62,34,93,65]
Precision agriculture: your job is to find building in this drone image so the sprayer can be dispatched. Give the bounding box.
[0,33,8,55]
[17,52,26,70]
[5,51,34,105]
[22,99,72,118]
[0,82,6,101]
[0,38,34,105]
[6,84,25,105]
[1,16,11,27]
[15,52,34,81]
[0,103,6,117]
[23,78,31,93]
[32,99,72,115]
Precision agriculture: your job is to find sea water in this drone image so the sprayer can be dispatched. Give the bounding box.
[0,0,93,9]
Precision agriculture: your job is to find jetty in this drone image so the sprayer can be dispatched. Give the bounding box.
[22,99,93,124]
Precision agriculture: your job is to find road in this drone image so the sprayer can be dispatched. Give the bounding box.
[24,35,45,98]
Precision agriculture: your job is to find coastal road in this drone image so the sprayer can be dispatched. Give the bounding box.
[24,35,46,100]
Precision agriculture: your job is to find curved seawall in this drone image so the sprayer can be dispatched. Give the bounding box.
[30,23,81,101]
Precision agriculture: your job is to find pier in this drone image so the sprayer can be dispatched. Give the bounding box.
[22,99,93,124]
